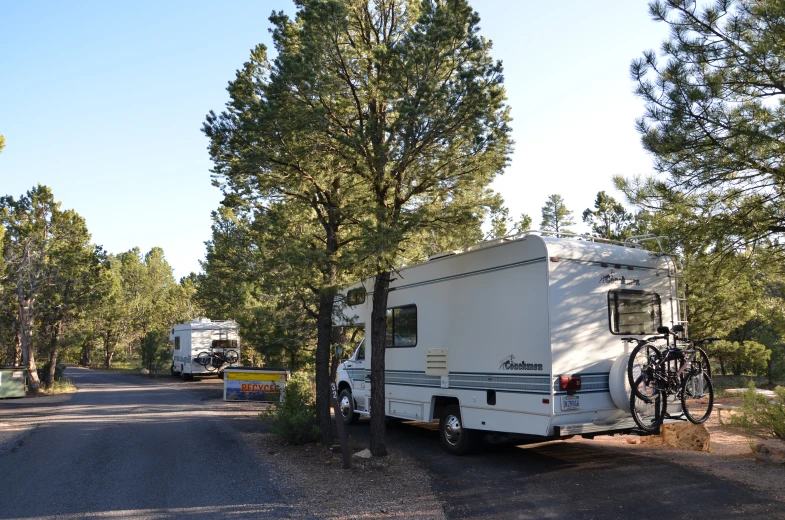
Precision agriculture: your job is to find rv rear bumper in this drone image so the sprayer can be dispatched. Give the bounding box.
[553,417,638,436]
[553,416,683,437]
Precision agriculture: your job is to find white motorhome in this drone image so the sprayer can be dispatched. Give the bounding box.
[169,318,241,380]
[334,234,685,454]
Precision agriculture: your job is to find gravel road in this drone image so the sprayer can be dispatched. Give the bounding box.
[0,367,294,520]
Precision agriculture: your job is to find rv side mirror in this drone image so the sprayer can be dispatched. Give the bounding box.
[657,326,670,335]
[672,325,684,333]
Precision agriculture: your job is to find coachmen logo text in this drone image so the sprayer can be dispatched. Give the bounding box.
[499,355,543,371]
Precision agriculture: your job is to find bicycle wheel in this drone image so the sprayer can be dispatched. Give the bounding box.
[195,352,211,367]
[630,391,666,433]
[694,347,712,379]
[681,370,714,424]
[224,350,239,364]
[627,343,661,401]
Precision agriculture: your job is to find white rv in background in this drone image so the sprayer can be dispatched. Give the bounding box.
[335,233,685,454]
[169,318,240,380]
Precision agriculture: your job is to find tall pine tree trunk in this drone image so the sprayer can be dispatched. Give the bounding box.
[315,290,335,447]
[370,271,391,457]
[17,289,40,393]
[314,223,339,447]
[45,318,64,389]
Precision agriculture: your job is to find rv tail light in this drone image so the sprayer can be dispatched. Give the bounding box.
[559,375,582,392]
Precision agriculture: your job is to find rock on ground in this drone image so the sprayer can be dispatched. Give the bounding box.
[754,439,785,465]
[641,422,710,452]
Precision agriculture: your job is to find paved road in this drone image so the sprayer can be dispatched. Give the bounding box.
[347,419,783,520]
[0,367,293,520]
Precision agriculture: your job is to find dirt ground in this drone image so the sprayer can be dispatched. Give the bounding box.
[567,406,785,504]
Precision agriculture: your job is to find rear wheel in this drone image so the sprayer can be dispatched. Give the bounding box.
[439,404,479,455]
[627,343,661,401]
[630,391,666,433]
[224,350,239,364]
[681,370,714,424]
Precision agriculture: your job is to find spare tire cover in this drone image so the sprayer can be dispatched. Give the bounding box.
[609,354,631,413]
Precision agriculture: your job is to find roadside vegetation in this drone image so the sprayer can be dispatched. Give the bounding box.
[0,186,199,393]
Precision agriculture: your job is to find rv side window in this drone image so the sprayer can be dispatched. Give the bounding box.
[174,337,180,350]
[346,288,366,306]
[608,290,662,335]
[385,305,417,347]
[212,339,238,349]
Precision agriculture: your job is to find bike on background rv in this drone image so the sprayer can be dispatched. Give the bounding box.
[169,318,240,380]
[334,232,705,455]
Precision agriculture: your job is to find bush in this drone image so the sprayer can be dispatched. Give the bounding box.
[37,362,65,383]
[141,331,172,376]
[729,382,785,440]
[259,371,320,445]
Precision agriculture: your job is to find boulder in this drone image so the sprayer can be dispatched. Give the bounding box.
[661,422,710,451]
[754,439,785,465]
[641,422,710,451]
[352,448,372,459]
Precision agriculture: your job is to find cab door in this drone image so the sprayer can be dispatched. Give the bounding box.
[344,338,368,412]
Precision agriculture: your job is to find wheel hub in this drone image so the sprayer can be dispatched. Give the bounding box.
[340,395,351,417]
[444,415,462,446]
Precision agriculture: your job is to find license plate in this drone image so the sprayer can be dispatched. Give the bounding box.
[561,395,580,411]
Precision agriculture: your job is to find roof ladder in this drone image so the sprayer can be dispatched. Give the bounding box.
[623,235,688,336]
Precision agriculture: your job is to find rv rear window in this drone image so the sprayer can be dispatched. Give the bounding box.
[608,290,662,335]
[385,305,417,348]
[212,339,238,349]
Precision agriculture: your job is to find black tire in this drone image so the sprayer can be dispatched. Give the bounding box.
[224,350,239,364]
[694,347,712,379]
[681,370,714,424]
[439,404,479,455]
[627,343,661,401]
[338,388,360,425]
[195,352,211,367]
[630,391,666,433]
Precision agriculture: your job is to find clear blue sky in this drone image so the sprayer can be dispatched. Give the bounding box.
[0,1,668,279]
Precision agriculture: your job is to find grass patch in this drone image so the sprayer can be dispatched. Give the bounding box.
[711,375,779,392]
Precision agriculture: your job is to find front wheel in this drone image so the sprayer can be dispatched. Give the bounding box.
[630,391,666,433]
[439,404,479,455]
[681,370,714,424]
[338,388,359,425]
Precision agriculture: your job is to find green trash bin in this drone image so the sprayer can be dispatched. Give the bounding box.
[0,366,26,398]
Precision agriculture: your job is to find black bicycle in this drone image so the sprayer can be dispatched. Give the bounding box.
[625,325,717,432]
[195,349,239,372]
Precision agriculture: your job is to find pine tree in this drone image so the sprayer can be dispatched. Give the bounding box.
[540,194,574,236]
